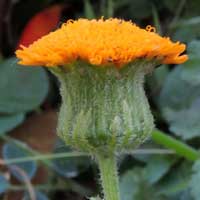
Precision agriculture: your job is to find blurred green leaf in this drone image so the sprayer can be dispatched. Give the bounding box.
[52,141,90,178]
[0,175,10,194]
[84,0,96,19]
[157,161,192,196]
[120,168,144,200]
[0,113,25,134]
[159,41,200,140]
[3,142,37,181]
[120,160,192,200]
[163,190,192,200]
[0,57,49,114]
[145,156,175,184]
[120,167,163,200]
[189,159,200,200]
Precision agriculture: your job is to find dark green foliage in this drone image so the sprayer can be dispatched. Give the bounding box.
[0,58,49,114]
[0,113,25,134]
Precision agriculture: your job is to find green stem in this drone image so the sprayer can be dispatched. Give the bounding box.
[152,129,199,161]
[97,154,120,200]
[4,152,88,165]
[9,184,67,191]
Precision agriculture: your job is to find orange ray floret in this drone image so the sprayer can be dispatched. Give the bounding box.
[16,18,188,68]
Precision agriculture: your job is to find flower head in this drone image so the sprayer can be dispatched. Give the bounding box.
[16,18,188,68]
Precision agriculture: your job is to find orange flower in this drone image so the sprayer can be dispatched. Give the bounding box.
[16,18,188,68]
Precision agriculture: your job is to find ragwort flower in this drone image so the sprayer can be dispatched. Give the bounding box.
[16,18,188,154]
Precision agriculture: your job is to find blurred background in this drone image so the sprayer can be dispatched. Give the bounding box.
[0,0,200,199]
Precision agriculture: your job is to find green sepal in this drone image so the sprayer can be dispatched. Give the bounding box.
[50,60,155,153]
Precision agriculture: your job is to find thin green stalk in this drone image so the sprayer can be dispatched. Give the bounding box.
[84,0,96,19]
[100,0,106,16]
[107,0,114,18]
[97,154,120,200]
[1,148,174,165]
[4,152,88,165]
[152,129,199,161]
[0,134,51,166]
[152,4,162,35]
[9,184,66,191]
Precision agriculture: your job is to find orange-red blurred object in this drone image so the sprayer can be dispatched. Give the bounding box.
[17,5,63,49]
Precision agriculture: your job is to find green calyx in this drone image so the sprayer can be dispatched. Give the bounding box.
[50,60,156,154]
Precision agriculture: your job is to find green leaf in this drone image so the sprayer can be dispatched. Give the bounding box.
[0,113,25,134]
[145,156,175,184]
[120,168,163,200]
[0,175,10,194]
[0,58,49,114]
[159,40,200,140]
[3,142,37,182]
[120,158,189,200]
[157,161,192,196]
[190,160,200,200]
[120,168,143,200]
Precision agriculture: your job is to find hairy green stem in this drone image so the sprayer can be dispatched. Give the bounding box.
[152,129,199,161]
[97,154,120,200]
